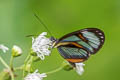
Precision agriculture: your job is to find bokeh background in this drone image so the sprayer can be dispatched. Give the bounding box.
[0,0,120,80]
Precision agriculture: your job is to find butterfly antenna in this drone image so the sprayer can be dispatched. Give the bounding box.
[34,13,53,36]
[26,34,38,37]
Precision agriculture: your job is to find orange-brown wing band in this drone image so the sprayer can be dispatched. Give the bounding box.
[55,42,83,48]
[77,33,87,42]
[66,58,85,63]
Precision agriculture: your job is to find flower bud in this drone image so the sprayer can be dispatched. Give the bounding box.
[25,64,34,73]
[62,61,73,71]
[30,49,37,56]
[0,69,11,80]
[63,65,73,71]
[12,45,22,57]
[33,56,41,62]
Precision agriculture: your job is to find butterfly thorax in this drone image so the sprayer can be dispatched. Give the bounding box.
[50,36,59,48]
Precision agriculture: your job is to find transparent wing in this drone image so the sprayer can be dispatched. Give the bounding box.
[58,46,89,61]
[57,28,105,54]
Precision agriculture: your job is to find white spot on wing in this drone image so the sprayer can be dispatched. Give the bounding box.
[101,40,104,42]
[99,33,102,35]
[101,36,104,38]
[96,31,99,32]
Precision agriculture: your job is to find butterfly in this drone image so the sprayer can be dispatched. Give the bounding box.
[50,28,105,66]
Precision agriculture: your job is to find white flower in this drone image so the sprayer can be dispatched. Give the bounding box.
[12,45,22,57]
[24,69,47,80]
[0,44,9,53]
[75,63,85,75]
[32,32,52,60]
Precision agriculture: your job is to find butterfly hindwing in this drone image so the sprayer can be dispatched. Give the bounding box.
[58,45,89,63]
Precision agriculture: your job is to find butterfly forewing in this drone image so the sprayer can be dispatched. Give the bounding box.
[55,28,105,63]
[80,28,105,54]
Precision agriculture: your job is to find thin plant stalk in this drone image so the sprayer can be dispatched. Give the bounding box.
[0,56,14,80]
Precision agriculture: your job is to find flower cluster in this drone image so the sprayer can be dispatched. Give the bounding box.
[32,32,52,60]
[24,69,47,80]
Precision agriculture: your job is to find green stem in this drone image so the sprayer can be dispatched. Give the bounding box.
[0,56,14,80]
[10,56,14,68]
[14,66,23,71]
[46,66,63,75]
[46,61,68,75]
[23,54,31,77]
[0,56,10,69]
[25,56,33,73]
[24,54,31,64]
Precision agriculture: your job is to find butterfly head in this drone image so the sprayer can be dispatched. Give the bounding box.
[50,36,58,48]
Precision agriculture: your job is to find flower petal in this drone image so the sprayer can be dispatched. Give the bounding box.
[0,44,9,53]
[24,69,47,80]
[75,63,85,75]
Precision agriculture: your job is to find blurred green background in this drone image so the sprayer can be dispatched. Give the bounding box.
[0,0,120,80]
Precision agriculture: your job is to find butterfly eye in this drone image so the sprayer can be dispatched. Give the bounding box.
[50,36,57,42]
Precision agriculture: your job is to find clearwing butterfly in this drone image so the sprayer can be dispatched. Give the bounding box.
[51,28,105,67]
